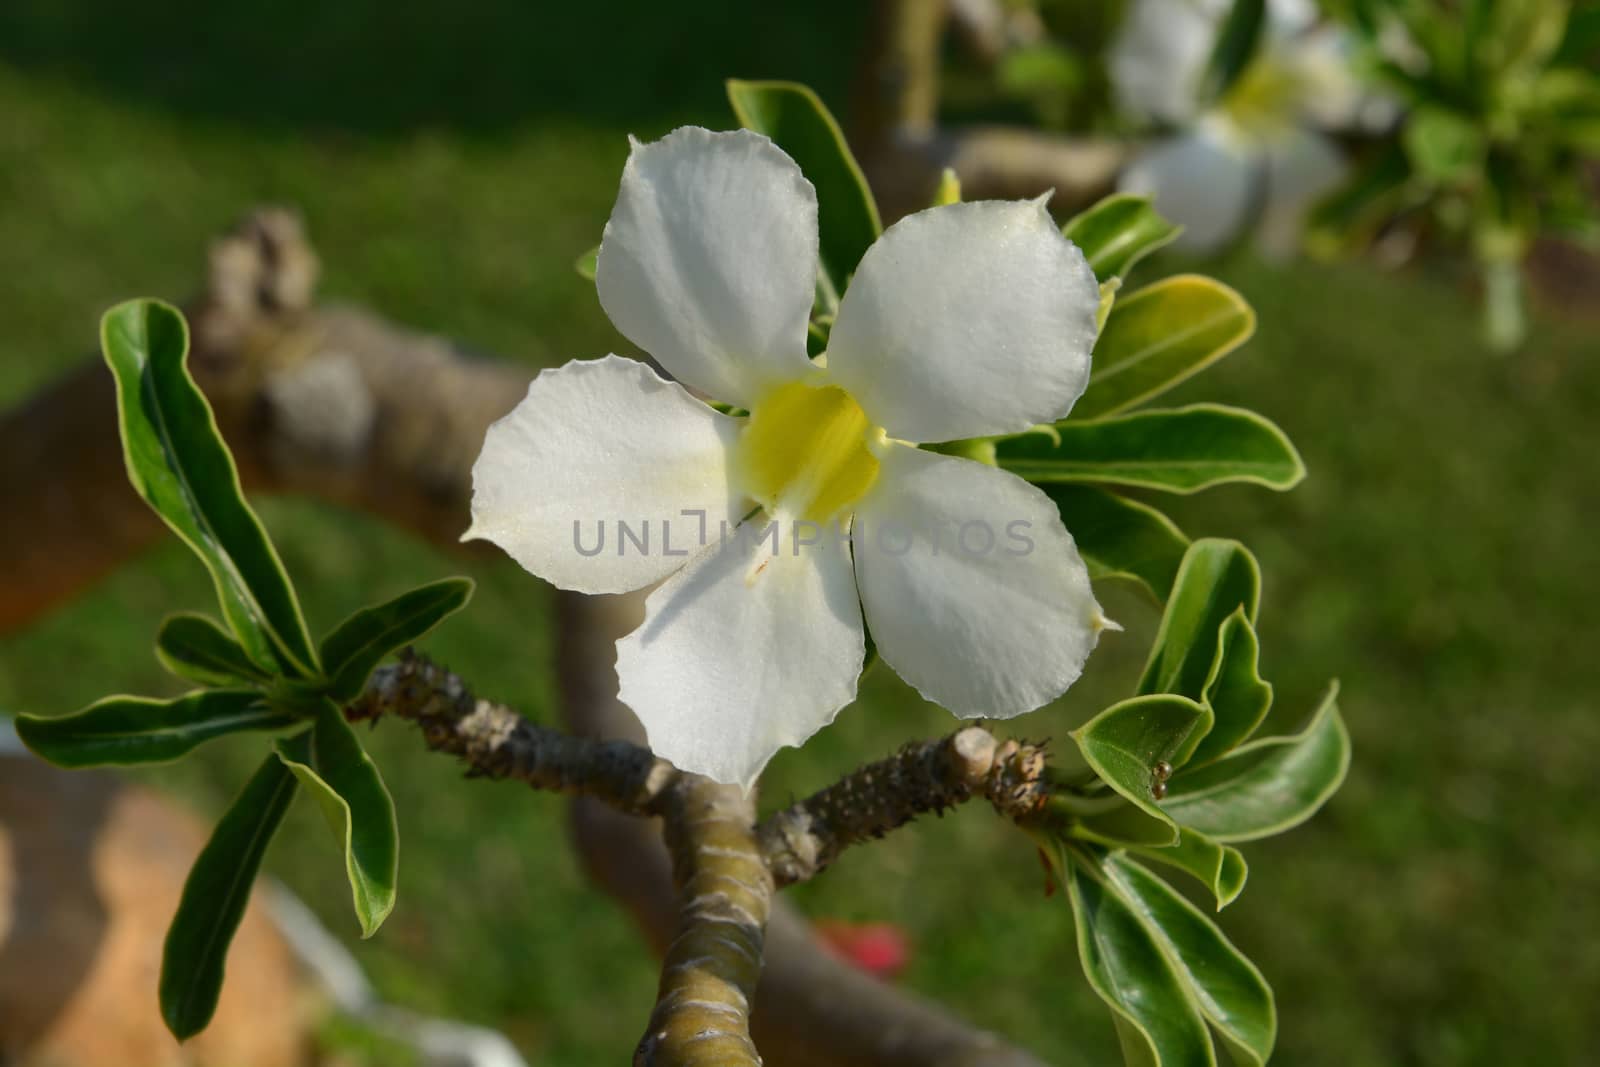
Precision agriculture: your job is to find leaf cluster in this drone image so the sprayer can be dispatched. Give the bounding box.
[706,81,1343,1067]
[15,301,472,1041]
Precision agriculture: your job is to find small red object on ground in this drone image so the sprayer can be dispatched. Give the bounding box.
[813,919,912,980]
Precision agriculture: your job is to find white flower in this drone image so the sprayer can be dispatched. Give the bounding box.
[1111,0,1389,256]
[467,127,1112,787]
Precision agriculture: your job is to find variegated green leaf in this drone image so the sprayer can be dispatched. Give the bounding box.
[276,705,399,937]
[1162,684,1350,842]
[1075,276,1254,419]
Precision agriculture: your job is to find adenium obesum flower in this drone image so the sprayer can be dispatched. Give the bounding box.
[467,127,1113,787]
[1111,0,1389,255]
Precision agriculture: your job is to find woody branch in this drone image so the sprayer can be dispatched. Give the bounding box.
[351,649,1055,1066]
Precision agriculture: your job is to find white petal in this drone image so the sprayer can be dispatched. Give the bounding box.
[1266,0,1319,38]
[1289,27,1399,131]
[1110,0,1227,125]
[824,200,1099,443]
[1119,123,1259,254]
[1258,127,1344,260]
[616,516,865,788]
[851,445,1107,719]
[466,355,744,595]
[595,127,818,407]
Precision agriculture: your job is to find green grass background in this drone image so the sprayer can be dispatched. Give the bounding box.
[2,3,1598,1064]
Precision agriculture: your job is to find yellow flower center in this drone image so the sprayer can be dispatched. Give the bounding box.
[736,380,882,522]
[1219,56,1305,141]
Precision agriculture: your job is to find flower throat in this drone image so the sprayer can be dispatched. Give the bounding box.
[737,381,881,523]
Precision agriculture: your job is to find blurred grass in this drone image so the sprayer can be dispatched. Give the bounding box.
[2,4,1599,1065]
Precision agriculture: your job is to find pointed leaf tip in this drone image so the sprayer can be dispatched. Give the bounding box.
[1000,405,1304,495]
[1139,539,1262,703]
[318,577,474,703]
[275,705,399,936]
[1075,276,1255,420]
[1188,608,1274,767]
[1061,192,1182,282]
[100,298,317,677]
[161,754,297,1041]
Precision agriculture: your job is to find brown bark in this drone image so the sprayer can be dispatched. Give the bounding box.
[0,209,524,631]
[0,363,162,633]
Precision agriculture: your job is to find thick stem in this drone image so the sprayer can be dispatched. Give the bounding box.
[636,777,772,1067]
[351,648,774,1064]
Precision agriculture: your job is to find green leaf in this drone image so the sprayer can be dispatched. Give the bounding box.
[101,299,317,677]
[575,245,598,281]
[156,613,273,688]
[1075,276,1256,419]
[726,79,882,292]
[275,705,399,937]
[1128,828,1249,911]
[1533,68,1600,146]
[1139,540,1262,700]
[318,578,474,702]
[160,753,298,1041]
[1071,806,1248,911]
[1097,278,1121,334]
[1202,0,1267,103]
[1059,842,1216,1067]
[1402,106,1486,183]
[1187,609,1274,767]
[1071,695,1214,840]
[932,167,962,207]
[1043,485,1190,602]
[1073,803,1181,849]
[997,40,1084,104]
[1162,684,1350,842]
[1103,855,1275,1065]
[16,690,297,768]
[998,404,1305,494]
[1487,0,1570,75]
[1555,3,1600,64]
[1061,193,1182,282]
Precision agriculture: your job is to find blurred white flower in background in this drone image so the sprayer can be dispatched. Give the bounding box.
[468,128,1114,788]
[1111,0,1392,256]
